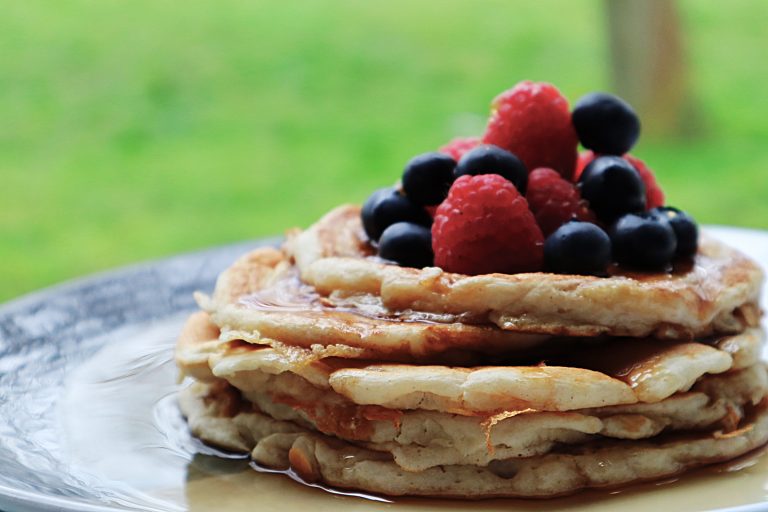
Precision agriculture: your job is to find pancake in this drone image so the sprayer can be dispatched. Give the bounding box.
[177,312,764,413]
[176,202,767,498]
[199,239,761,362]
[180,380,768,498]
[297,401,768,499]
[177,311,768,478]
[199,248,551,362]
[286,205,763,340]
[181,356,768,471]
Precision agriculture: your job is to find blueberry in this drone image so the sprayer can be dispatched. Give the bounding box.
[361,187,432,242]
[361,187,390,240]
[578,156,646,223]
[610,212,677,270]
[572,92,641,155]
[650,206,699,259]
[378,222,434,268]
[544,221,611,275]
[454,144,528,193]
[401,152,456,206]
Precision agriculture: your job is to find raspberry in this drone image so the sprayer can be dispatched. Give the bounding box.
[432,174,544,275]
[527,168,594,236]
[439,136,480,161]
[573,152,665,210]
[573,150,595,182]
[482,81,578,180]
[624,154,665,210]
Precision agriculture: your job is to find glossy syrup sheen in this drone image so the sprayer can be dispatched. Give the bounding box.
[54,316,768,512]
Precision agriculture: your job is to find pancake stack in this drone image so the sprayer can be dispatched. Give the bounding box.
[176,205,766,498]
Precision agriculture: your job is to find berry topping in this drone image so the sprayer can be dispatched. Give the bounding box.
[454,144,528,193]
[378,222,434,268]
[610,212,677,270]
[361,187,432,242]
[574,150,596,182]
[650,206,699,259]
[401,152,456,206]
[482,81,578,179]
[432,174,544,275]
[526,167,594,236]
[624,154,665,210]
[575,152,665,210]
[579,156,646,223]
[359,80,691,276]
[439,136,480,161]
[572,92,641,155]
[544,220,611,275]
[361,187,390,241]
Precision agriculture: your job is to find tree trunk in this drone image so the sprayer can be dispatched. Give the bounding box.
[605,0,699,138]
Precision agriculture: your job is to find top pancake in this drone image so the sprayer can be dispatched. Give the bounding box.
[285,205,763,340]
[201,246,552,362]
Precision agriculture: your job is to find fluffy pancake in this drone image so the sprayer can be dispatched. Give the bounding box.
[286,205,763,340]
[200,240,762,362]
[177,203,767,498]
[177,305,768,489]
[181,358,768,473]
[199,249,551,362]
[299,401,768,499]
[180,380,768,498]
[177,312,764,414]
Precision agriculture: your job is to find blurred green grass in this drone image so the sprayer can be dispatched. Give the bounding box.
[1,0,767,302]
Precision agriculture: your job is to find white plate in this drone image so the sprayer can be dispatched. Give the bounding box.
[0,229,767,512]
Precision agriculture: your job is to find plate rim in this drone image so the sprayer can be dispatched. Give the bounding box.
[0,237,281,314]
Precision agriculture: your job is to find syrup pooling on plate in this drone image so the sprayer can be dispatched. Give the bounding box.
[60,319,194,511]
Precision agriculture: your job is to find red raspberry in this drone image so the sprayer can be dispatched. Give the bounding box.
[439,136,480,161]
[575,152,665,210]
[482,81,578,180]
[432,174,544,275]
[624,154,665,210]
[527,168,595,236]
[573,150,595,182]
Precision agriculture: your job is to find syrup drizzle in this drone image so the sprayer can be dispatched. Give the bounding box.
[238,272,473,325]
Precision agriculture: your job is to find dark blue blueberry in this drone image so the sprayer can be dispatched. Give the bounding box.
[610,212,677,270]
[650,206,699,259]
[572,92,641,155]
[454,144,528,193]
[361,187,432,242]
[401,152,456,206]
[361,187,390,241]
[579,156,646,223]
[544,221,611,275]
[378,222,434,268]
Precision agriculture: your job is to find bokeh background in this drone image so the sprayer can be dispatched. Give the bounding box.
[2,0,767,302]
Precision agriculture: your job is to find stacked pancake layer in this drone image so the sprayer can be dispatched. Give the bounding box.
[176,206,767,498]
